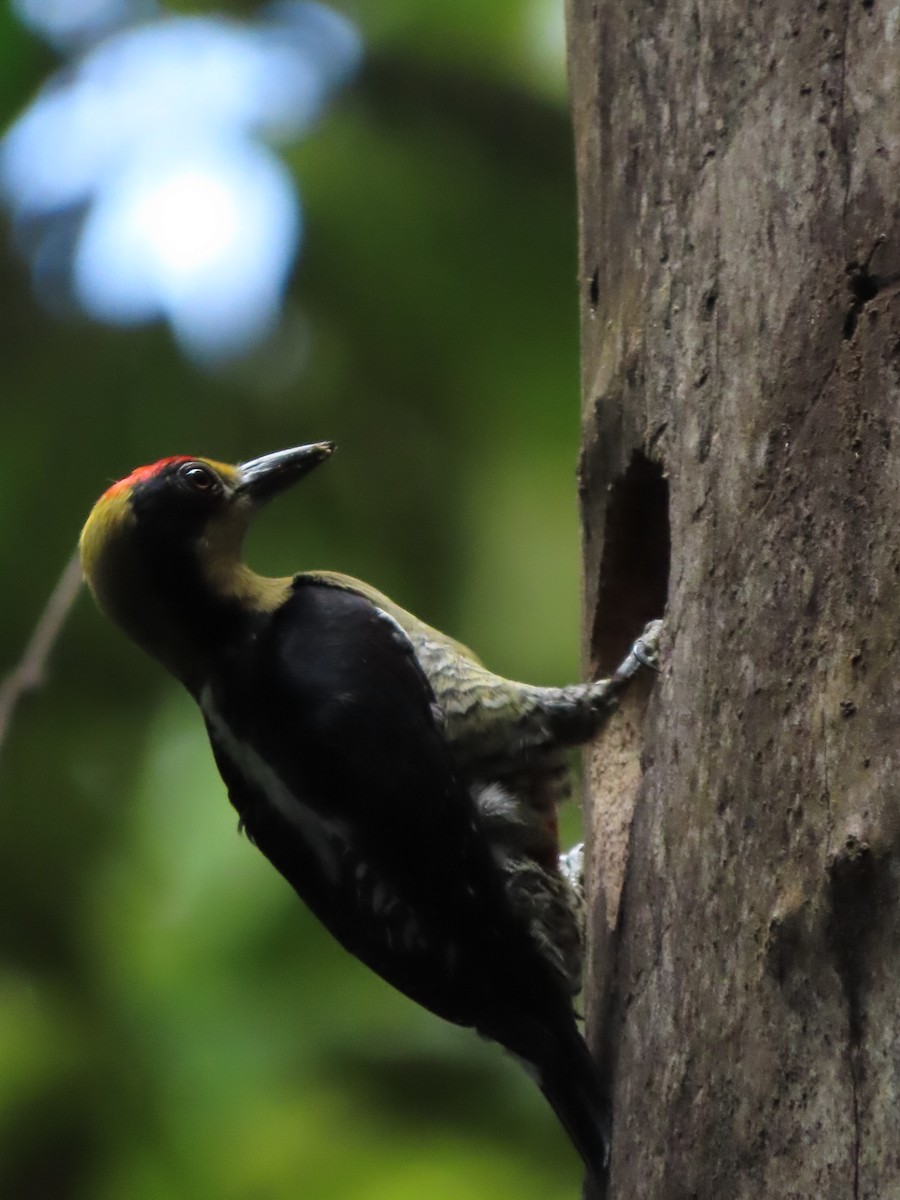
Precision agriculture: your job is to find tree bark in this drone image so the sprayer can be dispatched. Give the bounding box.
[567,2,900,1197]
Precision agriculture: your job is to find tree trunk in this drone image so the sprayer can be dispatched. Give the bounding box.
[567,2,900,1197]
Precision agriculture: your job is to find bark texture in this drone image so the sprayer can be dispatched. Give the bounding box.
[567,2,900,1197]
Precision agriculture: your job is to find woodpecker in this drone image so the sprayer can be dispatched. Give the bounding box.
[80,444,661,1191]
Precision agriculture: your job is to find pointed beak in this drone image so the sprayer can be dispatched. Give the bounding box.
[235,442,335,503]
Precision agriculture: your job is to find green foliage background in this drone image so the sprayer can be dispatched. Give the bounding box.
[0,2,586,1196]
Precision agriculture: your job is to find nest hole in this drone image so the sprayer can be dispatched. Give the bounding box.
[591,451,670,673]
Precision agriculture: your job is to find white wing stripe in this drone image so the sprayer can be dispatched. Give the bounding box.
[200,686,343,883]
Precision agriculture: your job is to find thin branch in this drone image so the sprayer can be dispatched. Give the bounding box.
[0,548,84,763]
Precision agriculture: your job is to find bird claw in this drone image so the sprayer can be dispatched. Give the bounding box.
[632,618,663,671]
[558,842,585,892]
[613,618,664,681]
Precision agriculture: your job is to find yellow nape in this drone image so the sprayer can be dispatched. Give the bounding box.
[79,485,135,598]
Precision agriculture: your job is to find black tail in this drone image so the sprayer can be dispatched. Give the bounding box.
[529,1023,612,1198]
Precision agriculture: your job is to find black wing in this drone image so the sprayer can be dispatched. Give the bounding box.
[269,582,495,916]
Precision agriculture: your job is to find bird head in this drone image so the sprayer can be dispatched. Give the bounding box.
[80,443,334,685]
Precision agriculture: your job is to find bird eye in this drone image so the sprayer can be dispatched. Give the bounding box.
[179,463,218,492]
